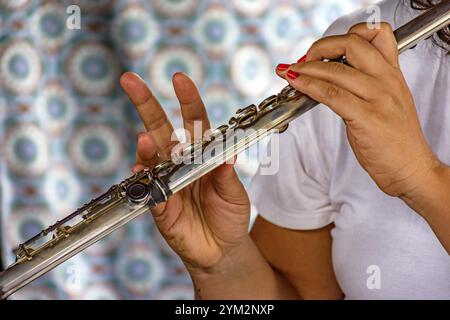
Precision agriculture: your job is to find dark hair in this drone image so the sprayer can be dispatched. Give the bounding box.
[410,0,449,50]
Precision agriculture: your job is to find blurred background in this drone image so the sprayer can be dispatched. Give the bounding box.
[0,0,377,299]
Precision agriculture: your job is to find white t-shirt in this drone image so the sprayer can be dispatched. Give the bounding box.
[248,0,450,299]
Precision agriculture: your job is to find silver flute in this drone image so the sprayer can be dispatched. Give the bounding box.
[1,2,449,299]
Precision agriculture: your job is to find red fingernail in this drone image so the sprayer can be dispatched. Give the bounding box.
[297,54,307,63]
[276,63,290,71]
[287,70,299,80]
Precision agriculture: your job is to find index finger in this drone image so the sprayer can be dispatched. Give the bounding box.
[120,72,178,159]
[306,31,391,77]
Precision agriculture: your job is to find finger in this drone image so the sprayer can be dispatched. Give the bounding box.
[132,163,145,174]
[120,72,178,159]
[348,22,399,68]
[286,70,370,121]
[172,72,211,141]
[306,33,390,77]
[287,61,378,101]
[135,132,159,168]
[211,163,248,206]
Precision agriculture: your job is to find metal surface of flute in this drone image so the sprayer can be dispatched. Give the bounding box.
[1,1,449,299]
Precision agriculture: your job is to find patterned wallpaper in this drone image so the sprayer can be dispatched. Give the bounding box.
[0,0,376,300]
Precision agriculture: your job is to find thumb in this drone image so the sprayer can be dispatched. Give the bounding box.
[348,22,399,67]
[210,159,248,206]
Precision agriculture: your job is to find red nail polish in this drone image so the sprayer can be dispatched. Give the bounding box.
[276,63,290,71]
[297,54,307,63]
[287,70,299,80]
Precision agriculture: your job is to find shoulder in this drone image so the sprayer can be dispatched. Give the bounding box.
[323,0,404,37]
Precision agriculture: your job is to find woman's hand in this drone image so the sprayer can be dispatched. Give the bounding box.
[276,22,442,197]
[120,72,251,274]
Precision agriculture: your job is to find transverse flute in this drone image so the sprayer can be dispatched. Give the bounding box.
[1,1,449,299]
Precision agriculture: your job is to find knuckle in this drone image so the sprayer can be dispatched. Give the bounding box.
[349,22,367,32]
[328,62,346,74]
[325,85,340,98]
[380,22,393,32]
[347,33,363,44]
[379,89,396,105]
[300,75,315,89]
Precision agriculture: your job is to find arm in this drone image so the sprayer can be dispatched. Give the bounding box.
[251,217,343,299]
[277,22,450,255]
[188,217,343,300]
[401,164,450,254]
[121,72,341,300]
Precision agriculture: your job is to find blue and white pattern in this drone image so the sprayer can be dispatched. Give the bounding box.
[31,3,67,52]
[115,242,165,297]
[0,0,378,300]
[112,6,159,59]
[68,124,124,176]
[231,45,272,97]
[0,0,31,11]
[4,124,49,177]
[0,41,41,94]
[36,83,76,134]
[153,0,200,18]
[43,164,81,214]
[66,43,120,96]
[193,6,239,57]
[5,206,54,249]
[231,0,271,17]
[149,46,204,99]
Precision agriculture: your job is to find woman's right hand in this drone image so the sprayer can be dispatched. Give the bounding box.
[120,72,251,274]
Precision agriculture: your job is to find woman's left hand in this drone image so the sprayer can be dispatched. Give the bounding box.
[276,22,442,198]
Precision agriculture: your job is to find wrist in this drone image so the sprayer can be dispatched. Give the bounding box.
[185,235,253,279]
[400,159,449,214]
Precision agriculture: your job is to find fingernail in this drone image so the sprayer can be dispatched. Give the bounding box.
[297,54,307,63]
[287,70,299,80]
[276,63,290,71]
[137,132,146,141]
[132,164,143,173]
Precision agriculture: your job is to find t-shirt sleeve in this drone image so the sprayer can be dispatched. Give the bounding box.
[248,106,339,230]
[247,13,363,230]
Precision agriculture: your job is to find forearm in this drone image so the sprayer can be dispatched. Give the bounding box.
[401,163,450,254]
[186,236,300,300]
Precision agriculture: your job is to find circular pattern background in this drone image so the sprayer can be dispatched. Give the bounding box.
[193,6,239,57]
[155,285,194,300]
[0,0,31,10]
[149,46,204,99]
[152,0,200,18]
[66,43,120,96]
[43,165,81,215]
[72,0,113,13]
[263,5,304,52]
[115,242,165,296]
[230,45,272,97]
[312,0,357,32]
[112,6,159,59]
[203,85,237,127]
[0,41,41,94]
[5,206,53,250]
[31,3,67,51]
[4,124,49,177]
[231,0,270,17]
[68,124,124,176]
[80,283,122,300]
[36,83,76,133]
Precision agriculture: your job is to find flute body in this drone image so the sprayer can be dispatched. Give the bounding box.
[1,1,449,299]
